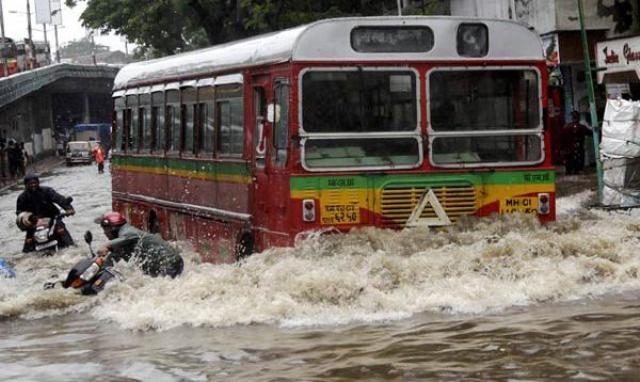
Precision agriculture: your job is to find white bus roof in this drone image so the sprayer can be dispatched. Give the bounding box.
[114,16,543,90]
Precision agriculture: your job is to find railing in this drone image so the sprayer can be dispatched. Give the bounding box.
[0,63,120,109]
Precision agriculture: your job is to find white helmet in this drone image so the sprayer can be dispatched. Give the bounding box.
[16,212,36,231]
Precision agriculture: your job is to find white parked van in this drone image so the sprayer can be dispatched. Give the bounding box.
[65,141,93,166]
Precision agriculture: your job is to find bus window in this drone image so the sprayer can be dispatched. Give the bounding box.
[182,88,196,154]
[184,104,195,153]
[217,98,244,156]
[140,93,151,150]
[151,106,158,150]
[114,97,125,152]
[166,90,179,152]
[126,95,138,151]
[165,105,174,151]
[203,103,215,153]
[457,23,489,58]
[301,69,419,170]
[152,92,164,151]
[304,137,420,169]
[431,135,542,164]
[429,69,539,132]
[272,79,289,167]
[198,87,215,155]
[124,109,131,152]
[302,70,417,133]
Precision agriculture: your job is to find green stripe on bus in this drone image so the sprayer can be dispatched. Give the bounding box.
[290,170,555,191]
[111,155,251,176]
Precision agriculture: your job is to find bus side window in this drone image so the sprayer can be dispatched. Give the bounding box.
[197,86,215,156]
[114,97,125,152]
[180,104,187,152]
[138,107,146,150]
[165,105,173,151]
[216,82,244,157]
[272,79,290,167]
[152,91,164,153]
[150,106,158,150]
[217,98,244,157]
[124,108,132,152]
[140,92,151,150]
[182,87,197,154]
[166,90,179,152]
[130,106,139,152]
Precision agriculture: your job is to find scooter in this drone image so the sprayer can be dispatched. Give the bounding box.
[44,231,119,295]
[30,212,74,255]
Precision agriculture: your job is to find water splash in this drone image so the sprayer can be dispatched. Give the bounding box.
[2,179,640,331]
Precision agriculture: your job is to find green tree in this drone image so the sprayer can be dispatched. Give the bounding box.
[66,0,446,57]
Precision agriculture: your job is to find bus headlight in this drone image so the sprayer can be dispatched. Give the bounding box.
[302,199,316,222]
[538,193,550,215]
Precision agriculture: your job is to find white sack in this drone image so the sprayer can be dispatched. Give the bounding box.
[603,98,640,122]
[600,136,640,158]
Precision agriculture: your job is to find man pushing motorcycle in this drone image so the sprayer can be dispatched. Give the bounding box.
[16,174,75,253]
[96,212,184,278]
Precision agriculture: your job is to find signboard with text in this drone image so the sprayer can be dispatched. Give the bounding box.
[34,0,52,24]
[596,35,640,84]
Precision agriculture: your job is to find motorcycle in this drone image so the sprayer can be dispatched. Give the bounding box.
[44,231,119,295]
[29,212,74,255]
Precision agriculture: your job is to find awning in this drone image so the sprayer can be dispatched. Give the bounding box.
[601,70,640,84]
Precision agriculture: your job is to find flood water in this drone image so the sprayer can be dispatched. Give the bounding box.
[1,164,639,381]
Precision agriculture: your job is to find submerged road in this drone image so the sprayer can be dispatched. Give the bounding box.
[0,163,639,381]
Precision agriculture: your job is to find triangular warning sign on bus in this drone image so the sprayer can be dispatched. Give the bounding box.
[406,188,452,227]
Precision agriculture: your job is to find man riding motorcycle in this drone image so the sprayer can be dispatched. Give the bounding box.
[16,174,75,252]
[97,212,183,278]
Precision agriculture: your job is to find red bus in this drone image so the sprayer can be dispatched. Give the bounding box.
[0,37,19,77]
[111,16,555,263]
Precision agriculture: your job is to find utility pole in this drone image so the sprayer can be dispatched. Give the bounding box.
[54,24,59,62]
[50,8,61,63]
[26,0,35,68]
[578,0,604,203]
[90,31,96,65]
[397,0,403,16]
[0,0,8,76]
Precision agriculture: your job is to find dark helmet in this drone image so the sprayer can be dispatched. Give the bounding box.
[98,211,127,228]
[23,173,39,185]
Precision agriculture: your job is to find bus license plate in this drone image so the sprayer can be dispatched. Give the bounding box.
[321,204,360,225]
[500,197,538,214]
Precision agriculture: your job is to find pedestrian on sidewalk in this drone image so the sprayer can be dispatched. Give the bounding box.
[562,111,591,175]
[7,140,22,179]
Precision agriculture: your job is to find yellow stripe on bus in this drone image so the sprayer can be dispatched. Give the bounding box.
[112,164,253,184]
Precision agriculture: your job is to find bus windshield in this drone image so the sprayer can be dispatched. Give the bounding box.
[429,69,540,131]
[301,69,420,169]
[429,68,543,166]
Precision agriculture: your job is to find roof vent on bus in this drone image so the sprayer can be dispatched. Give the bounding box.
[457,23,488,58]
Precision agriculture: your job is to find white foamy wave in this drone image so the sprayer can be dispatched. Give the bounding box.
[3,193,640,331]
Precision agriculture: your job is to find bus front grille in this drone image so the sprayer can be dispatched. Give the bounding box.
[380,184,477,226]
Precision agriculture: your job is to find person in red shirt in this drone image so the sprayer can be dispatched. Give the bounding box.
[93,144,105,174]
[562,111,591,175]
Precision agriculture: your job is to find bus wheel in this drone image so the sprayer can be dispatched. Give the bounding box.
[147,211,160,234]
[235,232,254,262]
